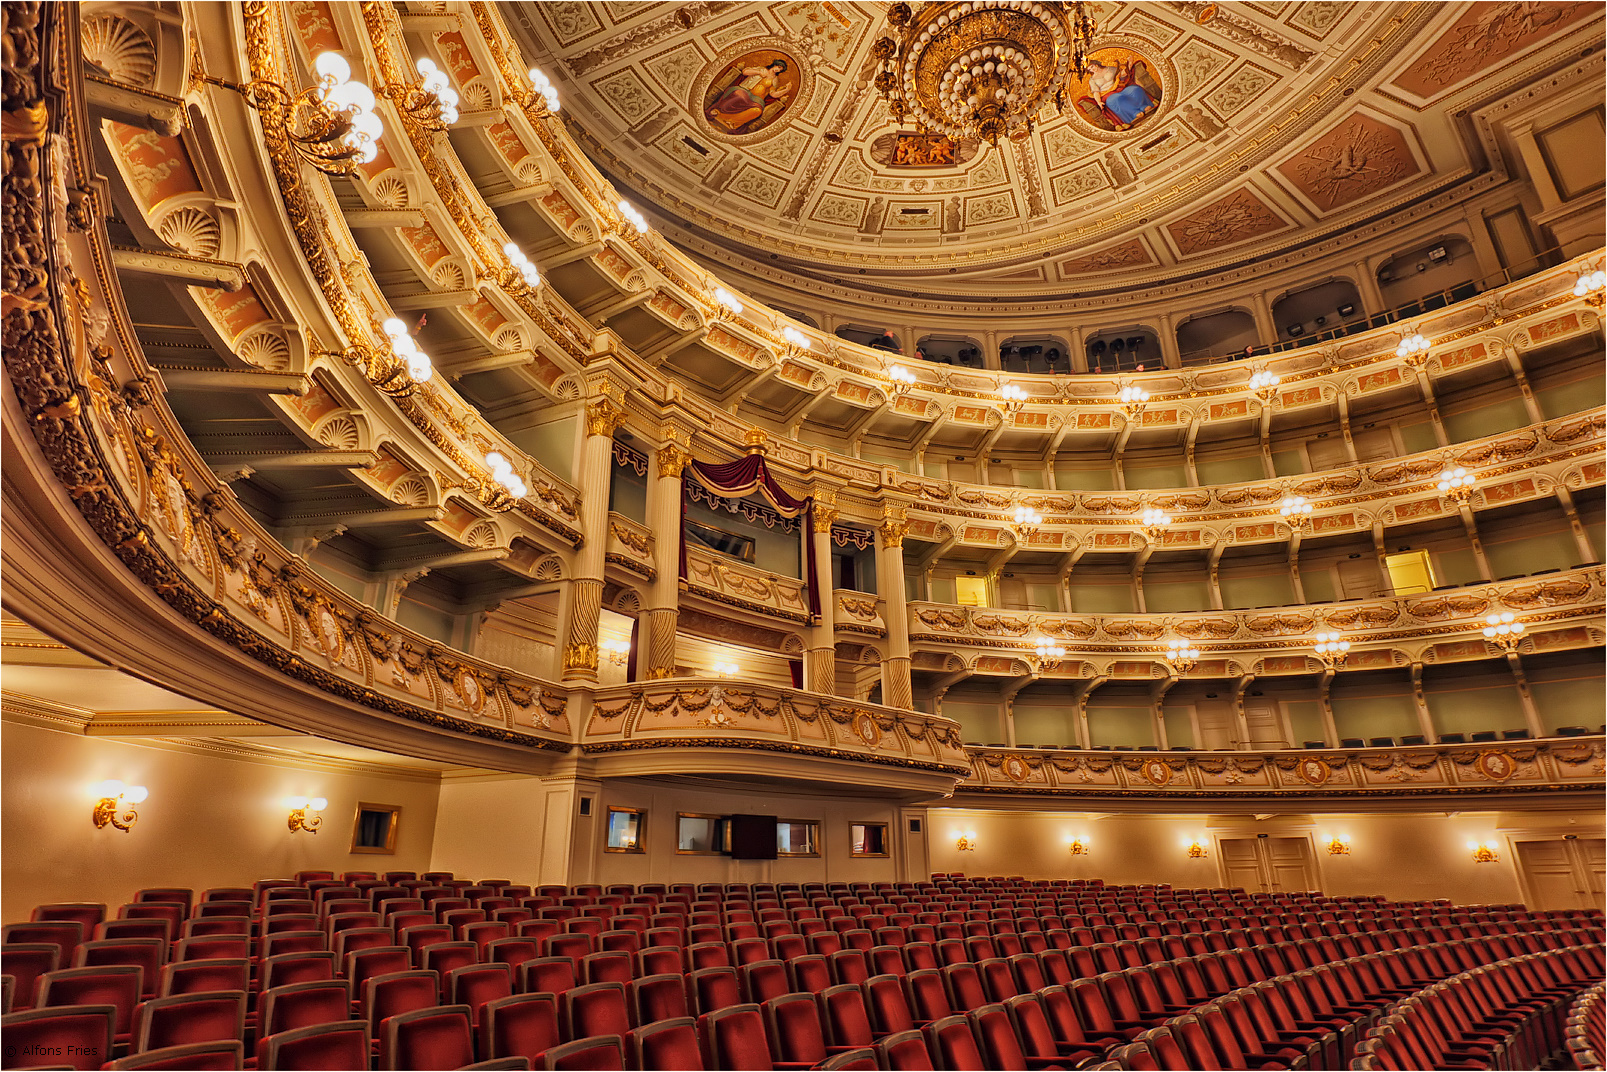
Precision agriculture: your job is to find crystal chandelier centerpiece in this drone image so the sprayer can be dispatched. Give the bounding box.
[873,1,1095,146]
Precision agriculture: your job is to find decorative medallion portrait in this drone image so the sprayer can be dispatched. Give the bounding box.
[315,606,344,663]
[701,48,802,139]
[1141,758,1171,787]
[1067,46,1163,134]
[1475,749,1515,782]
[1002,755,1031,782]
[1297,757,1330,786]
[456,668,485,713]
[852,712,883,748]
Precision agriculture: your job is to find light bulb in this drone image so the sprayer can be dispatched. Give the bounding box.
[315,52,351,86]
[124,785,148,804]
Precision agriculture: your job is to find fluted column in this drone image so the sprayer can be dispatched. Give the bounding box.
[878,511,913,709]
[561,395,626,683]
[807,496,839,694]
[643,430,690,679]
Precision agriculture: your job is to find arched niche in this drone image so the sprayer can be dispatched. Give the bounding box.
[1377,236,1478,313]
[1176,309,1259,365]
[1085,327,1161,373]
[1271,280,1365,343]
[1000,334,1071,375]
[916,333,984,368]
[836,324,900,352]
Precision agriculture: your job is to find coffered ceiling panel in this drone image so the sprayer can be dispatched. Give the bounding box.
[502,1,1603,300]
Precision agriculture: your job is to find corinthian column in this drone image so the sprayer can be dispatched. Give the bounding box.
[643,430,690,679]
[807,495,839,694]
[878,510,913,709]
[561,394,626,682]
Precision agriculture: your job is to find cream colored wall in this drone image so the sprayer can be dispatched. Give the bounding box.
[428,775,550,887]
[584,779,907,887]
[924,806,1605,907]
[1,721,441,923]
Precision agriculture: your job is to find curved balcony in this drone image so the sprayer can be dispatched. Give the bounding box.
[954,737,1605,805]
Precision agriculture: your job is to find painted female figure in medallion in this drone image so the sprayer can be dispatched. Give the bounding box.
[704,50,799,135]
[1069,47,1163,133]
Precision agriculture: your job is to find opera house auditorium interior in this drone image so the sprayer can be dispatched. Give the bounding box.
[3,0,1607,1069]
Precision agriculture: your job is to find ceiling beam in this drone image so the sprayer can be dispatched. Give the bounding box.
[111,246,243,291]
[159,369,309,395]
[210,450,377,472]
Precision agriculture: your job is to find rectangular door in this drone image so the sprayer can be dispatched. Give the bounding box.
[1337,558,1381,600]
[1265,837,1318,893]
[1220,839,1266,893]
[1515,840,1585,910]
[1576,839,1605,908]
[1195,702,1235,750]
[1218,836,1319,894]
[1244,700,1288,749]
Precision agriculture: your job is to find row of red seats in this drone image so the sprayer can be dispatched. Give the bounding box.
[1350,945,1605,1071]
[1087,940,1603,1070]
[1565,981,1604,1070]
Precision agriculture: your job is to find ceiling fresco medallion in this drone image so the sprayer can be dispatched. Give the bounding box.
[1066,44,1166,136]
[699,43,809,143]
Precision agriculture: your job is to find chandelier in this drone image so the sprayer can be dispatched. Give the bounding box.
[872,1,1097,146]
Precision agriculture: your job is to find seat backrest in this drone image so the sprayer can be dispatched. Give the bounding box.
[739,959,790,1005]
[627,1016,703,1071]
[561,980,631,1040]
[259,1020,369,1071]
[876,1029,937,1071]
[6,921,86,967]
[447,962,514,1014]
[481,992,560,1063]
[787,954,832,995]
[108,1039,244,1070]
[259,979,352,1036]
[690,965,743,1015]
[762,992,829,1063]
[1,1003,116,1070]
[159,958,249,997]
[864,973,917,1034]
[133,990,247,1051]
[363,970,442,1034]
[541,1034,626,1071]
[381,1004,473,1072]
[697,1003,773,1071]
[970,1003,1030,1070]
[903,968,952,1022]
[521,956,578,996]
[627,973,689,1025]
[38,966,142,1034]
[818,982,876,1047]
[259,951,337,991]
[922,1014,986,1070]
[32,904,107,932]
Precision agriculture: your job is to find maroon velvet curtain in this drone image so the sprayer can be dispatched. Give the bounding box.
[680,454,821,622]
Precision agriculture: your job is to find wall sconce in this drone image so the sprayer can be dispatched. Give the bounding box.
[1117,383,1150,420]
[499,241,542,292]
[617,200,649,235]
[1325,833,1351,856]
[484,451,528,505]
[1012,505,1043,540]
[1436,467,1475,504]
[887,364,917,395]
[387,56,460,131]
[1279,495,1312,530]
[999,384,1027,414]
[286,796,328,834]
[1573,268,1605,302]
[198,51,383,176]
[783,325,814,353]
[1248,369,1280,398]
[1140,507,1171,543]
[92,780,148,833]
[1066,835,1089,856]
[1164,639,1200,674]
[713,287,743,319]
[1314,631,1351,668]
[1482,612,1525,652]
[712,660,741,678]
[1031,636,1067,672]
[955,831,978,852]
[601,639,631,665]
[525,66,561,116]
[1183,836,1209,859]
[1468,840,1499,864]
[1396,333,1430,365]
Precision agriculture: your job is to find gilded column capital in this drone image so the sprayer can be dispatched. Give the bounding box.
[813,498,840,532]
[585,397,627,438]
[656,443,691,478]
[879,513,910,549]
